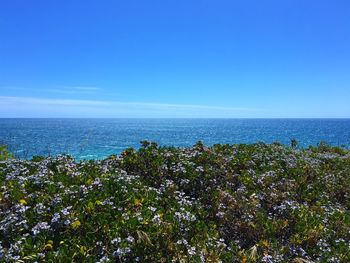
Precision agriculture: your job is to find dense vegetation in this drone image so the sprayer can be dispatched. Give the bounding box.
[0,145,13,161]
[0,141,350,262]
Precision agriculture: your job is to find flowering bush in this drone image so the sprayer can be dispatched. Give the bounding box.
[0,142,349,262]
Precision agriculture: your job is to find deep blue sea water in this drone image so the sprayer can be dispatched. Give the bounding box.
[1,118,350,160]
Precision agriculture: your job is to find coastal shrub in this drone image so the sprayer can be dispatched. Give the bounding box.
[0,145,13,161]
[0,142,349,262]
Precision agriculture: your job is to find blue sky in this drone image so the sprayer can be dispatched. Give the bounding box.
[0,0,349,117]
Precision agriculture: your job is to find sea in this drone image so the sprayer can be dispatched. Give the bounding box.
[1,118,350,160]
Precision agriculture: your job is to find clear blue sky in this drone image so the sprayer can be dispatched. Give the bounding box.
[0,0,349,117]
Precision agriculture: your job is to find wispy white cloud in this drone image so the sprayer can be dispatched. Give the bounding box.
[44,86,102,95]
[2,86,102,95]
[0,96,262,118]
[0,96,109,106]
[71,86,101,91]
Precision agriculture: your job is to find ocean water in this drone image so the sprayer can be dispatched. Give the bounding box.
[1,118,350,160]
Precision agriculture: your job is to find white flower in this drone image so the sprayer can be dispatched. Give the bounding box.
[98,255,110,262]
[32,222,50,236]
[51,213,61,223]
[216,211,225,218]
[126,235,135,243]
[122,213,129,220]
[188,246,196,255]
[148,206,157,212]
[61,206,72,216]
[152,214,162,225]
[111,237,121,245]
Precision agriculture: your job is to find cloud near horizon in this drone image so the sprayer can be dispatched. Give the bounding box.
[0,96,262,118]
[6,86,102,95]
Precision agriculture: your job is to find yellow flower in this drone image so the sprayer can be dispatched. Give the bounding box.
[86,179,93,185]
[134,198,144,207]
[44,243,53,250]
[261,240,269,248]
[71,220,81,229]
[19,199,27,205]
[141,220,149,225]
[80,245,87,254]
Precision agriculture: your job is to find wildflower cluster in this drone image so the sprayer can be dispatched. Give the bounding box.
[0,141,349,262]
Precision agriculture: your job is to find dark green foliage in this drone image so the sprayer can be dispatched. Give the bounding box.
[291,138,298,149]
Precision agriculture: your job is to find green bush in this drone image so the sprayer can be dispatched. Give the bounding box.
[0,142,349,262]
[0,145,13,161]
